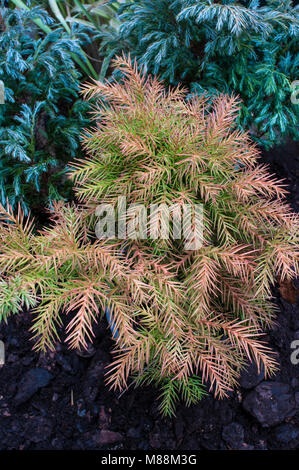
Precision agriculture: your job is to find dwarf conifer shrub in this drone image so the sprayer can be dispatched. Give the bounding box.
[0,57,298,415]
[101,0,299,148]
[0,4,90,212]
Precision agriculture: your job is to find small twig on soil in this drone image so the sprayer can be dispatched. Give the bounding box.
[117,381,134,399]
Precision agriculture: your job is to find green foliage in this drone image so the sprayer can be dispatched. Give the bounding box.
[101,0,299,148]
[0,275,37,323]
[0,4,90,212]
[20,0,127,80]
[24,0,122,32]
[134,368,207,416]
[42,0,124,32]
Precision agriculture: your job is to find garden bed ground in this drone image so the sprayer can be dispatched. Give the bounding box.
[0,142,298,450]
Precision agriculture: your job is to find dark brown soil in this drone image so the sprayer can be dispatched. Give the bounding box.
[0,142,298,450]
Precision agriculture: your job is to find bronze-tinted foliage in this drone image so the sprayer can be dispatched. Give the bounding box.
[0,56,298,415]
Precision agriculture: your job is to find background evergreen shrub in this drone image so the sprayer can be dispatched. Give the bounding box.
[101,0,299,148]
[0,4,90,213]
